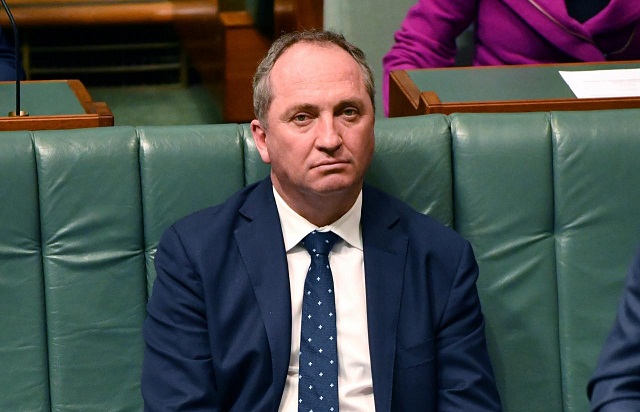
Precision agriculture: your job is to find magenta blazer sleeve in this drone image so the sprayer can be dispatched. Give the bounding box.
[382,0,477,115]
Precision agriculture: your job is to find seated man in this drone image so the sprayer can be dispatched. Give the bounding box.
[588,247,640,411]
[142,29,501,411]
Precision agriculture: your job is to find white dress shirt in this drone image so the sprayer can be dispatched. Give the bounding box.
[274,188,376,412]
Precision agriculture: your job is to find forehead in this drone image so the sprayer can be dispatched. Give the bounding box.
[269,42,367,100]
[275,41,356,70]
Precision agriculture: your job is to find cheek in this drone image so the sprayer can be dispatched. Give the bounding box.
[348,131,375,164]
[268,138,308,170]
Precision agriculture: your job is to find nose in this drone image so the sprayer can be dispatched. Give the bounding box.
[315,115,342,151]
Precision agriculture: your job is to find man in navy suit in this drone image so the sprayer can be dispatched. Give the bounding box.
[142,29,501,411]
[588,248,640,411]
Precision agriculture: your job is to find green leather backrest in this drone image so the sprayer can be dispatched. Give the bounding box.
[552,110,640,412]
[0,132,50,412]
[0,124,248,411]
[452,112,562,412]
[451,110,640,412]
[367,114,453,227]
[34,127,147,411]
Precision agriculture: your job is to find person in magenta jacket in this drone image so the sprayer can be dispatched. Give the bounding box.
[382,0,640,115]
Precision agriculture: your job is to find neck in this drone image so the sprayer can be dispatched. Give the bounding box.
[273,181,361,227]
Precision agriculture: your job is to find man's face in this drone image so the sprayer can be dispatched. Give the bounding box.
[251,42,375,209]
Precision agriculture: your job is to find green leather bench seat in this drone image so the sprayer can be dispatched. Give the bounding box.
[35,128,145,411]
[0,132,49,411]
[453,112,562,409]
[1,110,640,411]
[552,110,640,410]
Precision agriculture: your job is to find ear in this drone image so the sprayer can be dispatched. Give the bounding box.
[250,119,271,164]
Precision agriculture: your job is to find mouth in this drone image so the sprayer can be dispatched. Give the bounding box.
[312,159,350,170]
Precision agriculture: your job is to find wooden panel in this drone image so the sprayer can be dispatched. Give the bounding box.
[219,11,271,123]
[388,70,421,117]
[389,61,640,117]
[1,0,218,26]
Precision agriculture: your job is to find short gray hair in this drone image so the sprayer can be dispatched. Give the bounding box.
[252,30,376,128]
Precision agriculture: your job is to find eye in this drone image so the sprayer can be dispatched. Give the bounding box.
[341,107,359,119]
[292,113,313,125]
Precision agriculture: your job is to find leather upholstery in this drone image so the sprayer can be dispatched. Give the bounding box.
[35,127,145,411]
[0,132,49,411]
[453,112,562,410]
[1,110,640,411]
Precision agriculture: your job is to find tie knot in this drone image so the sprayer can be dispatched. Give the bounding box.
[302,230,340,256]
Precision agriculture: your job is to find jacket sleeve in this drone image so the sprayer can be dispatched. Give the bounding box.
[436,240,502,411]
[382,0,477,115]
[141,225,220,411]
[588,249,640,411]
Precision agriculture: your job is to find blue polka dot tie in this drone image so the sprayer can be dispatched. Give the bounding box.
[299,230,340,412]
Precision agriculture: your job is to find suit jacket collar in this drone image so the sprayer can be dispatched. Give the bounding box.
[234,180,409,411]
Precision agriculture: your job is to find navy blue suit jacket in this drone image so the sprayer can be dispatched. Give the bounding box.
[588,248,640,411]
[142,178,501,411]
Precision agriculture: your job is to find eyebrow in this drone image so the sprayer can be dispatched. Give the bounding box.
[281,98,366,118]
[278,103,319,122]
[335,99,365,111]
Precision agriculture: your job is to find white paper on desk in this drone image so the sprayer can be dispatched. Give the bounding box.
[559,68,640,98]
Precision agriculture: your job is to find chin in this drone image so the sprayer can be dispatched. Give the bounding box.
[311,176,361,195]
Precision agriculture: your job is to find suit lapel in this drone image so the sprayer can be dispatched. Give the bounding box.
[361,186,408,412]
[234,179,292,400]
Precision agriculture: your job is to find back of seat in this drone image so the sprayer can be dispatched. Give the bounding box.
[0,132,49,411]
[552,109,640,412]
[451,112,562,412]
[367,115,453,226]
[451,109,640,412]
[34,126,146,411]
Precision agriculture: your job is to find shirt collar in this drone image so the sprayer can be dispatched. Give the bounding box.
[273,187,363,252]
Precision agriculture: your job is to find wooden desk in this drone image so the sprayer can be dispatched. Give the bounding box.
[389,61,640,117]
[0,80,113,131]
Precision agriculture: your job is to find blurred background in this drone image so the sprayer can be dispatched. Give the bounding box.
[2,0,429,126]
